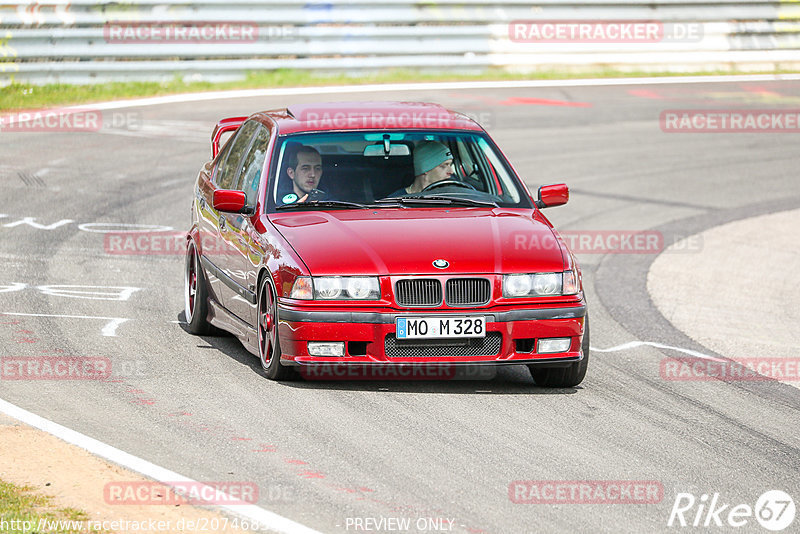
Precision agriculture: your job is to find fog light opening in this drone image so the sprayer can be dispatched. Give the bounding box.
[348,341,368,356]
[308,342,345,357]
[515,338,535,353]
[537,337,572,354]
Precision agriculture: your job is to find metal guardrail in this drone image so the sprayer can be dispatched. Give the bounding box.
[1,1,799,85]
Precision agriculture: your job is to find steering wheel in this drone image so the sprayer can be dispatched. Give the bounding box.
[307,188,327,201]
[420,179,477,193]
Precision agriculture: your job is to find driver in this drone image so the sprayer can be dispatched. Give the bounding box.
[386,141,454,197]
[283,145,327,203]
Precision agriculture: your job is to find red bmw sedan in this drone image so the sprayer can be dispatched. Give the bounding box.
[185,102,589,386]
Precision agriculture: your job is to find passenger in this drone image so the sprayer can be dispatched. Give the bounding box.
[240,147,265,207]
[386,141,454,197]
[282,145,327,204]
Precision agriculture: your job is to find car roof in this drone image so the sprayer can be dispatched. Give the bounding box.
[252,101,484,134]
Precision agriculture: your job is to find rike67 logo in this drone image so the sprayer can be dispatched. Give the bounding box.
[668,490,795,531]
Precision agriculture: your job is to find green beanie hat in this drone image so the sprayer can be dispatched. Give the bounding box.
[414,141,453,176]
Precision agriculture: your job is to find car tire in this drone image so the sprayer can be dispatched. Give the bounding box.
[529,315,590,388]
[184,241,213,335]
[257,275,294,381]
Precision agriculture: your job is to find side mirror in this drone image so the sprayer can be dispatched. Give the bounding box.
[213,190,247,213]
[536,183,569,208]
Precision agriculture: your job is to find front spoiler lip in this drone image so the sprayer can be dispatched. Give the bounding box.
[286,355,583,367]
[276,304,586,324]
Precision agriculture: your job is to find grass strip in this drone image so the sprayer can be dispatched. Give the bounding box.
[0,479,100,534]
[2,67,797,111]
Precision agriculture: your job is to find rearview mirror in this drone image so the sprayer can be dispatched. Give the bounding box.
[536,183,569,208]
[363,144,410,157]
[213,189,247,213]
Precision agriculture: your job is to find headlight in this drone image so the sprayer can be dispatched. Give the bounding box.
[531,273,560,296]
[503,272,578,298]
[315,277,343,299]
[346,277,378,299]
[503,274,533,297]
[290,276,380,300]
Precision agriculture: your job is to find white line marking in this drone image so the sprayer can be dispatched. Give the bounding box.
[0,398,323,534]
[32,73,800,115]
[99,318,128,337]
[0,312,129,337]
[36,285,141,302]
[591,341,723,361]
[0,283,26,293]
[2,217,74,230]
[77,222,174,233]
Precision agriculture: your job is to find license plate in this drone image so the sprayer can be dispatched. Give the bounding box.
[396,316,486,340]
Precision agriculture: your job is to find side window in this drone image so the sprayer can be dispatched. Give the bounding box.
[454,137,489,193]
[455,139,476,179]
[478,138,516,201]
[235,126,270,208]
[215,120,260,190]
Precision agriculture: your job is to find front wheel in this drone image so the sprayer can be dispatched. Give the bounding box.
[257,275,294,380]
[529,315,590,388]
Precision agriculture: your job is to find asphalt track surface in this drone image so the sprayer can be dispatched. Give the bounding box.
[1,78,799,533]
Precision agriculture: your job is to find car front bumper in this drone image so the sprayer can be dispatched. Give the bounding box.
[276,303,586,367]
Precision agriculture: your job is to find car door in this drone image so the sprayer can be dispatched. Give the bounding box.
[206,119,261,313]
[196,139,234,307]
[222,124,272,324]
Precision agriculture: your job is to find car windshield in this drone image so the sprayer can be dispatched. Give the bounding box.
[268,131,532,211]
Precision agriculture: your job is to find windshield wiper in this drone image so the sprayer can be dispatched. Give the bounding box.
[374,197,453,206]
[276,200,370,210]
[421,195,497,207]
[377,195,496,208]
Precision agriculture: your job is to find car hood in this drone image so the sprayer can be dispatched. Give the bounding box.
[269,208,565,276]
